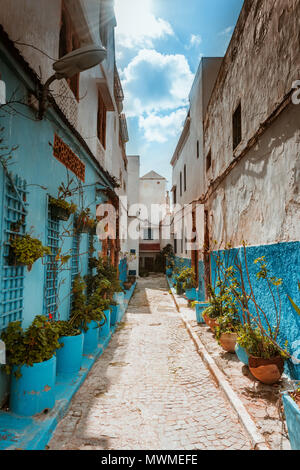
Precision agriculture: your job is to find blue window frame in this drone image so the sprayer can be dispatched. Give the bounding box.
[0,174,27,330]
[44,201,60,319]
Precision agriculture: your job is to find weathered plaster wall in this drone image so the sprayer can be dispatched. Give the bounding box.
[204,0,300,248]
[208,102,300,247]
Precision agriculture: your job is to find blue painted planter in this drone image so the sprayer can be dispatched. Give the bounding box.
[82,320,99,354]
[114,291,125,305]
[110,305,120,326]
[166,268,173,277]
[99,310,111,341]
[235,343,249,366]
[282,392,300,450]
[56,333,84,376]
[10,355,56,416]
[195,302,209,324]
[185,288,197,301]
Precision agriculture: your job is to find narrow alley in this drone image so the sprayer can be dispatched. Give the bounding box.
[49,276,251,451]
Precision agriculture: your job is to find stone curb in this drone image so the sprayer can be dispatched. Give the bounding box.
[167,281,269,451]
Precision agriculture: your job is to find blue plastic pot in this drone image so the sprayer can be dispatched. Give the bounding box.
[99,310,111,341]
[235,343,249,366]
[114,291,125,306]
[10,355,56,416]
[195,302,209,324]
[56,333,84,376]
[185,288,197,301]
[82,320,99,354]
[110,305,120,326]
[282,392,300,450]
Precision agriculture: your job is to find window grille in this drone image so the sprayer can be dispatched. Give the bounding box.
[0,174,27,330]
[44,203,60,319]
[71,228,81,284]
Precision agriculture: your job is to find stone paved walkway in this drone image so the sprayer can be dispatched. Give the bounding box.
[49,276,252,450]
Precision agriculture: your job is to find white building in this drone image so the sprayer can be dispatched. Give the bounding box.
[126,155,140,276]
[170,57,222,282]
[139,171,171,272]
[0,0,129,258]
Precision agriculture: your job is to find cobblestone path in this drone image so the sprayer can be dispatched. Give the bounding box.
[49,276,251,450]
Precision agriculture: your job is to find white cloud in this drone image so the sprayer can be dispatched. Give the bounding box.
[115,0,174,49]
[186,34,202,50]
[139,108,188,143]
[121,49,194,117]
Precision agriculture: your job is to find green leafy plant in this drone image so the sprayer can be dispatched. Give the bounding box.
[49,196,77,214]
[215,310,241,343]
[9,234,51,270]
[1,316,61,378]
[211,243,290,360]
[54,320,81,338]
[69,275,107,332]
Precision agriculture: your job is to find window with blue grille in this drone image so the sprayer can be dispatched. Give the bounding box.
[71,228,81,284]
[43,201,60,319]
[0,174,27,330]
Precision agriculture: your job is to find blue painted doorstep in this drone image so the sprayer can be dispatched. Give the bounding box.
[0,284,137,450]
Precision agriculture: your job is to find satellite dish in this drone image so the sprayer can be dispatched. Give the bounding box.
[53,44,107,79]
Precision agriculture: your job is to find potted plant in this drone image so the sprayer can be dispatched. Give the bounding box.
[49,196,77,221]
[191,301,209,324]
[214,245,290,384]
[110,300,120,327]
[75,208,97,234]
[215,309,241,353]
[1,316,60,416]
[9,233,51,271]
[282,386,300,450]
[181,268,198,301]
[55,321,83,376]
[70,275,106,354]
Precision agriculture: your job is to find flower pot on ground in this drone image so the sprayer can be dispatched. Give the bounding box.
[110,304,120,327]
[69,275,107,353]
[282,389,300,450]
[55,321,83,376]
[81,320,99,354]
[193,302,209,324]
[1,316,61,416]
[10,355,56,416]
[166,268,173,277]
[185,288,197,301]
[49,196,77,221]
[219,333,238,353]
[215,311,240,354]
[113,291,125,305]
[236,326,288,384]
[99,309,111,342]
[248,355,284,385]
[235,343,249,365]
[123,281,131,290]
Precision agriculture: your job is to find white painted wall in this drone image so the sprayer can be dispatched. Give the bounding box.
[127,155,140,275]
[171,57,222,258]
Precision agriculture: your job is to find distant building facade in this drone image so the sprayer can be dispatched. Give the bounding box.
[139,171,171,272]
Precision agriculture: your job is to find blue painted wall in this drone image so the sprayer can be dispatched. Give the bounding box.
[210,242,300,379]
[174,256,205,302]
[0,40,116,403]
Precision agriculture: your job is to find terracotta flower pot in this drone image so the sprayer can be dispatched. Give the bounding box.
[219,332,237,353]
[203,313,218,332]
[248,355,284,385]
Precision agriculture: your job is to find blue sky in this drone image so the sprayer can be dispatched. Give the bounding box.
[114,0,244,187]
